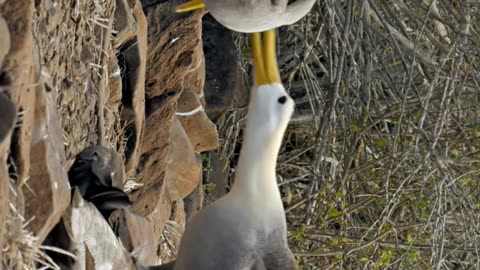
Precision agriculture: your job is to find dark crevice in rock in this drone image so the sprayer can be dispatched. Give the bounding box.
[118,37,140,110]
[123,122,137,164]
[43,221,74,269]
[0,93,16,146]
[144,91,177,117]
[7,110,22,183]
[0,71,12,86]
[202,14,239,122]
[139,0,169,12]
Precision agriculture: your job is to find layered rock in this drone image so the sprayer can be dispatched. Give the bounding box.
[61,190,135,270]
[0,0,37,186]
[176,88,218,154]
[0,14,9,66]
[165,118,201,201]
[170,199,186,245]
[146,188,172,254]
[23,86,71,243]
[114,0,138,48]
[131,2,206,219]
[183,179,203,221]
[0,2,37,269]
[109,208,157,265]
[0,0,223,267]
[117,0,147,178]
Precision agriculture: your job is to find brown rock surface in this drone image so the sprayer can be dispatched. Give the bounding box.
[165,118,201,201]
[160,199,186,263]
[107,58,122,105]
[177,88,219,153]
[113,0,137,48]
[143,4,206,99]
[119,0,147,177]
[0,14,9,66]
[33,0,117,161]
[23,86,71,243]
[183,178,203,221]
[1,0,210,266]
[147,187,172,253]
[1,0,37,185]
[105,54,125,161]
[62,190,136,270]
[184,41,205,97]
[2,185,27,270]
[109,208,157,265]
[171,199,186,244]
[131,3,205,216]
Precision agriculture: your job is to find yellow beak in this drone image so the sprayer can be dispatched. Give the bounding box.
[176,1,281,86]
[251,30,281,86]
[176,0,205,12]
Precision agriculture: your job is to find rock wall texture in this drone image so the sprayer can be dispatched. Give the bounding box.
[0,0,224,268]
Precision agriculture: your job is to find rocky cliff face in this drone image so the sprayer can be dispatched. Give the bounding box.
[0,0,229,268]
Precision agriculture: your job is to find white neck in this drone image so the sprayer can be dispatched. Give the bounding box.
[229,105,286,206]
[227,83,294,215]
[230,128,283,202]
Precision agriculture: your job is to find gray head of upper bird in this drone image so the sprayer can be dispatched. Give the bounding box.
[177,0,317,33]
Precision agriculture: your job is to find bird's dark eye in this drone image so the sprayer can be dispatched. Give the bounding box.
[278,96,287,104]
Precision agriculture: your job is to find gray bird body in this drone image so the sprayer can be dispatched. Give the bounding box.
[172,84,297,270]
[174,195,296,270]
[203,0,316,33]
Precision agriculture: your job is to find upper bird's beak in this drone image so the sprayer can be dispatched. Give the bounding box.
[176,0,281,86]
[176,0,205,12]
[251,30,281,86]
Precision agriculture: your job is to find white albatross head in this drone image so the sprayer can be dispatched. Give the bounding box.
[246,83,294,142]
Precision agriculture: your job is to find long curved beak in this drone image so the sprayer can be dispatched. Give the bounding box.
[251,29,281,86]
[176,0,205,12]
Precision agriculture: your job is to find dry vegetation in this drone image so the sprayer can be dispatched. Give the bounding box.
[3,0,119,268]
[215,0,480,269]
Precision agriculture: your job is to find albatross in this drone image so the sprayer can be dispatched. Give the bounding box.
[176,0,316,33]
[143,30,297,270]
